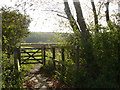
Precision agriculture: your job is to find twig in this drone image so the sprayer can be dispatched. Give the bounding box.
[57,14,68,19]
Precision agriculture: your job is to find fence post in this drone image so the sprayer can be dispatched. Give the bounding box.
[52,48,56,69]
[61,48,65,76]
[75,45,79,71]
[13,47,21,81]
[14,47,19,71]
[42,47,46,66]
[75,45,79,86]
[18,46,21,66]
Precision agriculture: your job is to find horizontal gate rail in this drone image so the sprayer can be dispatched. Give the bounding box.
[21,55,42,57]
[20,48,42,49]
[21,58,42,60]
[21,51,42,53]
[21,62,43,64]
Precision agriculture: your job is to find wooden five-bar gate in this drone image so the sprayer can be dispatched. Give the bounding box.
[14,44,79,72]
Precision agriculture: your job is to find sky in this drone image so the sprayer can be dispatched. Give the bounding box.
[0,0,119,32]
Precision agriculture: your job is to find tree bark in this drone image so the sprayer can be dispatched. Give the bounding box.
[63,0,81,36]
[91,0,99,32]
[73,0,89,40]
[105,0,110,23]
[72,0,95,77]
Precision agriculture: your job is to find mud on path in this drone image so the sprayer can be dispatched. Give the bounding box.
[22,64,69,89]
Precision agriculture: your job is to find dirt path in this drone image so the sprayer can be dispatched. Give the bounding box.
[23,64,70,89]
[23,64,54,89]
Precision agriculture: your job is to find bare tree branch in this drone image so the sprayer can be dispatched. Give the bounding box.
[41,10,64,14]
[57,14,68,19]
[98,1,104,16]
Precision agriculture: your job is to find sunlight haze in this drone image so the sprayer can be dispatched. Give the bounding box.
[0,0,118,32]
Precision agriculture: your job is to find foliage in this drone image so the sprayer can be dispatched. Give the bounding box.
[2,54,22,88]
[89,24,119,88]
[1,6,31,88]
[1,6,31,58]
[58,22,120,88]
[40,21,119,88]
[58,0,119,87]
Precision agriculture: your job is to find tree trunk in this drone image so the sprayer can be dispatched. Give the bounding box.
[63,0,81,36]
[73,0,88,40]
[64,0,95,77]
[105,0,110,24]
[91,0,99,32]
[73,0,94,63]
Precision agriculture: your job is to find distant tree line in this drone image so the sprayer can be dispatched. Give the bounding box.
[25,32,68,43]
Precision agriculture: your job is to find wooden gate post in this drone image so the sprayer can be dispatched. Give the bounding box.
[75,45,79,71]
[42,47,46,66]
[52,48,56,69]
[18,46,21,66]
[13,47,19,71]
[75,45,79,86]
[61,48,65,76]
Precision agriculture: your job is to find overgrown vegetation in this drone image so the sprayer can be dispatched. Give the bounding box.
[42,22,119,88]
[2,6,31,58]
[47,0,120,88]
[1,6,31,88]
[61,23,119,88]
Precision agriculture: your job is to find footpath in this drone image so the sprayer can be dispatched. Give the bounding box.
[22,64,68,89]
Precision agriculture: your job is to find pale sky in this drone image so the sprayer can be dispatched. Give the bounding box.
[0,0,118,32]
